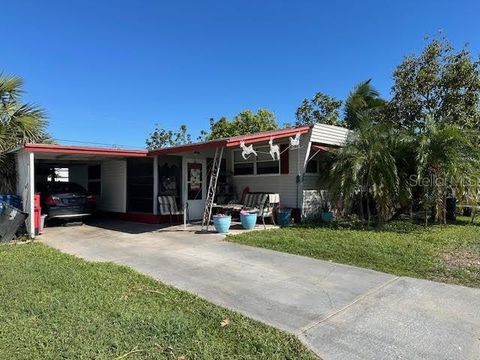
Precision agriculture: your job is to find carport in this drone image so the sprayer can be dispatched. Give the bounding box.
[14,144,148,237]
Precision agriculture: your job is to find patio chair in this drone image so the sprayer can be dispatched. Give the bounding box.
[158,196,187,223]
[243,193,276,229]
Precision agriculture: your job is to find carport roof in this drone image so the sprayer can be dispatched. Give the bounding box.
[22,143,148,157]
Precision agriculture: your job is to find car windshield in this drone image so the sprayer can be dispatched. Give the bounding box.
[47,182,87,194]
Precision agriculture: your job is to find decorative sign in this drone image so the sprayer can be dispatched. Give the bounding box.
[189,164,202,190]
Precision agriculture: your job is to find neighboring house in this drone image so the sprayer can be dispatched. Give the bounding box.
[13,124,349,237]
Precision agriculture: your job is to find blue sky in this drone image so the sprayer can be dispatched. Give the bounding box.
[3,0,480,148]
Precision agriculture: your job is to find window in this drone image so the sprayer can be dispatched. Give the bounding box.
[256,147,280,174]
[233,146,280,175]
[233,150,254,175]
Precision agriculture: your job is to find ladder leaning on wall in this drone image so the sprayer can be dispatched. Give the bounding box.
[201,147,224,231]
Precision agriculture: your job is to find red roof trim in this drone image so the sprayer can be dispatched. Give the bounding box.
[148,126,310,155]
[21,127,311,158]
[23,143,148,157]
[148,139,228,156]
[225,126,310,147]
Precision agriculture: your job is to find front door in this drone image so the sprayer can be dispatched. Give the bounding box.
[183,158,206,220]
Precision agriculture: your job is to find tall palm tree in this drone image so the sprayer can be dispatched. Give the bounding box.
[344,79,386,130]
[0,74,49,193]
[323,114,399,226]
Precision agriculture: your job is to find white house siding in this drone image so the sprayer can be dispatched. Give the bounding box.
[309,123,350,146]
[300,124,349,214]
[99,160,126,213]
[15,151,35,236]
[228,134,311,209]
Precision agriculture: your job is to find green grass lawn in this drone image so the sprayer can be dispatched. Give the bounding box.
[0,243,315,360]
[227,217,480,288]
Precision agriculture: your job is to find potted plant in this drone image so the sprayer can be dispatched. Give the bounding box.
[239,209,257,230]
[321,203,333,223]
[212,213,232,233]
[276,205,292,227]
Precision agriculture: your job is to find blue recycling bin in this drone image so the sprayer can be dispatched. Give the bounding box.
[277,208,292,227]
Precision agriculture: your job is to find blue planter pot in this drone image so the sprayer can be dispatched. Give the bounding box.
[240,213,257,230]
[277,208,292,227]
[321,211,333,223]
[212,215,231,233]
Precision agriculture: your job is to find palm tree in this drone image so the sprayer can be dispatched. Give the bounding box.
[0,74,49,193]
[344,79,386,130]
[416,117,480,224]
[322,114,399,226]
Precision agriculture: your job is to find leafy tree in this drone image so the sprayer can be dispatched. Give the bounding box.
[322,114,399,226]
[344,79,386,129]
[390,38,480,132]
[0,74,49,193]
[204,109,278,140]
[145,124,192,150]
[295,92,342,127]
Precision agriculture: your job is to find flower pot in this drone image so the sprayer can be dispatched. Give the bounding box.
[321,211,333,223]
[240,213,257,230]
[277,208,292,227]
[212,215,231,233]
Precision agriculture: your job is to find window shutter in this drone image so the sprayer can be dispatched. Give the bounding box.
[280,144,289,174]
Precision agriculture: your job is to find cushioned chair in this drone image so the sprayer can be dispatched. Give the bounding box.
[243,193,276,229]
[158,196,187,223]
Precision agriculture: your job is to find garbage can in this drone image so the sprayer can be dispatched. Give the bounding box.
[277,208,292,227]
[446,197,456,221]
[0,202,27,242]
[39,214,48,234]
[34,193,41,235]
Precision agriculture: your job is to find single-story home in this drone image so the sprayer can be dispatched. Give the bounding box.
[12,123,349,237]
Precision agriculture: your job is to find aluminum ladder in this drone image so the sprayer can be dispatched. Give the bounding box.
[201,146,224,231]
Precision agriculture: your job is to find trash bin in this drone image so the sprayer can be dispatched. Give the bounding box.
[34,193,41,235]
[463,207,472,217]
[446,197,456,221]
[0,202,27,242]
[277,208,292,227]
[39,214,48,234]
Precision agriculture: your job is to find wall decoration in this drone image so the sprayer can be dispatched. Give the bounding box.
[240,141,258,160]
[269,137,280,160]
[289,133,301,148]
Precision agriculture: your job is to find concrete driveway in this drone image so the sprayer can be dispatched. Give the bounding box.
[41,219,480,360]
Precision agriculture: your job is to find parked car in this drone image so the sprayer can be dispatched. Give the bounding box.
[37,182,96,220]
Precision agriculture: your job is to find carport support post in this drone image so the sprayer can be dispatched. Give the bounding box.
[153,156,158,215]
[27,152,35,237]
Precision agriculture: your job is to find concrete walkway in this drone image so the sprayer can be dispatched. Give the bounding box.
[41,220,480,360]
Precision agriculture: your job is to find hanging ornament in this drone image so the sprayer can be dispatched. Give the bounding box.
[269,137,280,160]
[289,133,301,148]
[240,141,257,160]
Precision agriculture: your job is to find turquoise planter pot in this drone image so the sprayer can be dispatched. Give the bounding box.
[277,208,292,227]
[212,215,231,233]
[240,213,257,230]
[321,211,333,223]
